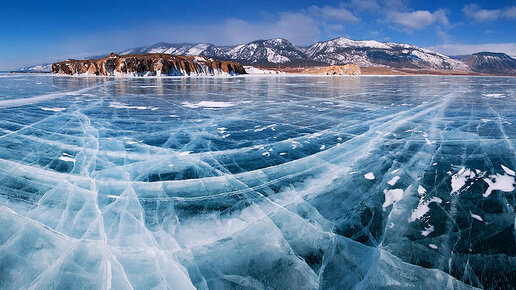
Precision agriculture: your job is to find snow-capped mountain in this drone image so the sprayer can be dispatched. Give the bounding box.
[120,42,227,60]
[461,52,516,75]
[226,38,310,65]
[16,37,516,74]
[14,63,52,73]
[306,37,468,70]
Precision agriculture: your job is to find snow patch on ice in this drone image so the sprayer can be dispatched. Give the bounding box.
[450,167,484,195]
[254,124,276,132]
[58,155,75,162]
[417,185,427,196]
[421,225,434,236]
[471,213,483,222]
[387,176,400,186]
[382,188,404,209]
[109,102,156,110]
[482,93,505,98]
[41,107,66,112]
[501,165,515,176]
[483,173,515,197]
[409,197,442,222]
[182,101,235,108]
[364,172,375,180]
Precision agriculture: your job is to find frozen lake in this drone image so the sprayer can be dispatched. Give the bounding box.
[0,73,514,289]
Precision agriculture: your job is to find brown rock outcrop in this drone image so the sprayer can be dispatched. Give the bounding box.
[52,53,246,76]
[280,64,361,75]
[323,64,361,75]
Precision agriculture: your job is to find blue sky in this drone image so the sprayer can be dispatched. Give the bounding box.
[0,0,515,70]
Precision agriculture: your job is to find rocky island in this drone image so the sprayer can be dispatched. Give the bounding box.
[51,53,247,76]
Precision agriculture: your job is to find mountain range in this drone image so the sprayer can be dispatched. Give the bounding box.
[16,37,516,75]
[453,52,516,75]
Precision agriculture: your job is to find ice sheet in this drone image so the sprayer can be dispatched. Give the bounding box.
[0,74,514,289]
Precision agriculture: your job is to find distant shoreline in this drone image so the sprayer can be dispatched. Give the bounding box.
[4,71,515,78]
[256,66,512,76]
[10,71,51,74]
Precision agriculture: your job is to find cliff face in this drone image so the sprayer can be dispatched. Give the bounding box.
[52,53,246,76]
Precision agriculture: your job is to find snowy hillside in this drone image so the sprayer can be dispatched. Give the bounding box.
[117,37,470,69]
[14,63,52,73]
[120,42,227,60]
[306,37,468,70]
[461,52,516,75]
[227,38,309,65]
[21,37,516,74]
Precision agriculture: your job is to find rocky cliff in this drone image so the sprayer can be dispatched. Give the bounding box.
[51,53,246,76]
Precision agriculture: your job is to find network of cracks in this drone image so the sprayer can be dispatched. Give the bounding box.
[0,75,514,289]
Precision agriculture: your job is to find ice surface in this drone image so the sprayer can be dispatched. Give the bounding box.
[0,73,514,289]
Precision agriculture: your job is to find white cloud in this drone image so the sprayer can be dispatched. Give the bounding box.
[3,11,324,70]
[324,23,345,33]
[436,27,451,43]
[462,4,516,22]
[105,12,321,46]
[347,0,380,11]
[308,5,359,22]
[388,9,449,30]
[463,4,499,22]
[220,13,320,45]
[427,43,516,57]
[382,0,407,10]
[346,0,408,12]
[505,6,516,19]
